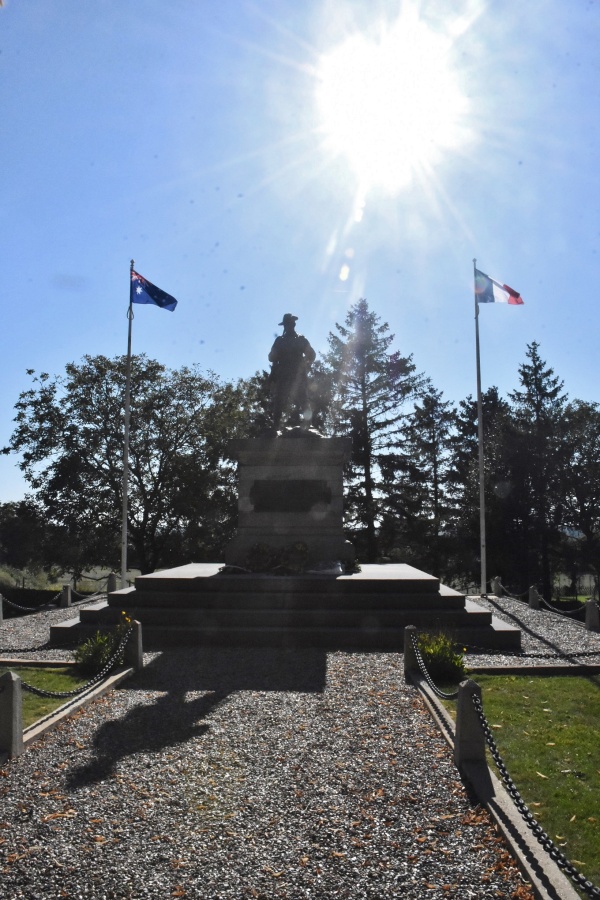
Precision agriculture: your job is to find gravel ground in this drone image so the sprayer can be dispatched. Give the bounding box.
[466,595,600,666]
[2,595,598,899]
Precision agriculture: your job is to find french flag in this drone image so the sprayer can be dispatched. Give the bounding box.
[475,269,523,305]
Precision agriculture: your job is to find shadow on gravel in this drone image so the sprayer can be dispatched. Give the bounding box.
[66,647,327,789]
[487,596,598,659]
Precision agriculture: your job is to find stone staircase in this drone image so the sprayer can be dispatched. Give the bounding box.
[51,562,521,651]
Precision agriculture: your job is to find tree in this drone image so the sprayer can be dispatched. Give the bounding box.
[0,500,47,572]
[560,400,600,597]
[6,355,245,575]
[325,299,424,561]
[449,387,517,588]
[380,385,457,576]
[508,342,568,598]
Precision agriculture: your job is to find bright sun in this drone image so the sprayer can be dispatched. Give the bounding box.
[315,11,469,194]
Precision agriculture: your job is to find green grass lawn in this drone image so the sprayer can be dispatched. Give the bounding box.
[0,666,90,729]
[443,674,600,891]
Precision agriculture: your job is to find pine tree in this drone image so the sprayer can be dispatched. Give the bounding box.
[561,400,600,597]
[508,342,568,598]
[380,385,457,576]
[325,299,423,561]
[449,387,516,588]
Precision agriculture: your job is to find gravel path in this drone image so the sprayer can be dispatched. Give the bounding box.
[2,595,598,899]
[467,595,600,666]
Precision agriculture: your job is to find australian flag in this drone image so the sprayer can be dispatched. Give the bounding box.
[131,270,178,311]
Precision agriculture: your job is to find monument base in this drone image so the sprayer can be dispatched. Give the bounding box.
[50,562,521,652]
[224,434,355,568]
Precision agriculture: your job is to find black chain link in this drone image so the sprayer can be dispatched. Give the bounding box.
[540,597,586,618]
[472,693,600,899]
[495,582,529,600]
[410,632,459,700]
[1,593,61,614]
[71,587,107,600]
[19,625,134,699]
[0,643,52,654]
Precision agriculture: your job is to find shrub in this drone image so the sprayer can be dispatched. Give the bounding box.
[74,611,131,677]
[417,631,466,681]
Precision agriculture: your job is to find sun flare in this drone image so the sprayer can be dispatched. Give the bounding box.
[316,11,470,194]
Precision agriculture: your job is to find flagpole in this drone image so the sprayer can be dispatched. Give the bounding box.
[473,258,487,597]
[121,259,134,589]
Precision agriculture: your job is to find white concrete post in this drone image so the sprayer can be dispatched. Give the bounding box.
[60,585,72,608]
[585,600,600,632]
[124,620,144,671]
[0,671,24,758]
[107,573,118,594]
[490,576,503,597]
[454,679,486,770]
[528,585,541,609]
[403,625,419,682]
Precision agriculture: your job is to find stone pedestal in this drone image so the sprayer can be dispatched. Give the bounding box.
[224,434,355,567]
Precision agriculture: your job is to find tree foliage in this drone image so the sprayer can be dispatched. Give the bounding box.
[7,355,245,575]
[325,299,424,561]
[3,317,599,598]
[380,385,457,576]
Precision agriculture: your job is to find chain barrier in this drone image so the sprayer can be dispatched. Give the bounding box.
[71,585,107,600]
[496,581,529,600]
[410,631,459,700]
[495,582,599,615]
[19,624,133,699]
[1,592,62,614]
[540,597,585,618]
[0,643,53,654]
[471,693,600,899]
[1,589,105,620]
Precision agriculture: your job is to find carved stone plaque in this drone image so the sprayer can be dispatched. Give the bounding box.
[249,479,332,513]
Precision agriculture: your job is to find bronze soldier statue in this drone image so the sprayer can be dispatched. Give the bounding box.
[269,313,316,430]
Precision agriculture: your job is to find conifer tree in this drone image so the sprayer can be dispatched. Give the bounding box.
[325,299,423,561]
[508,342,568,598]
[380,385,457,576]
[449,387,516,587]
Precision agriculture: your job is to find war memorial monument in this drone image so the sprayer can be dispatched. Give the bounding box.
[52,315,520,651]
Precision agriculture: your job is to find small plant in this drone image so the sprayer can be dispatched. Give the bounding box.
[417,630,466,681]
[74,611,131,677]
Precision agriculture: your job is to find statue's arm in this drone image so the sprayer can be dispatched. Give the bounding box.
[268,338,281,363]
[304,339,316,365]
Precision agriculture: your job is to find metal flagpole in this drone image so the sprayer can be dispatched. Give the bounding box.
[473,258,487,597]
[121,259,135,588]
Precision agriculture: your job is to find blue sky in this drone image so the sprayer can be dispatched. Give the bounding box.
[2,0,599,502]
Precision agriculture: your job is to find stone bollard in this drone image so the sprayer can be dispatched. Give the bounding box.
[60,585,72,608]
[0,671,24,759]
[490,576,503,598]
[123,620,144,671]
[585,600,600,632]
[454,679,486,770]
[528,585,541,609]
[107,573,118,594]
[403,625,419,682]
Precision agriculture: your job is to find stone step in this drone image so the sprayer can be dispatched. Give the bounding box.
[126,563,442,596]
[49,563,521,653]
[79,601,492,630]
[105,588,466,611]
[50,614,518,651]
